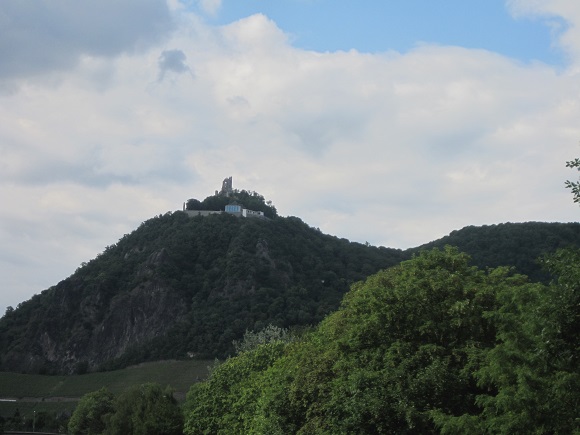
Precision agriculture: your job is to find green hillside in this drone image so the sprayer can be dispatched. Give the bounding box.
[0,360,210,399]
[183,247,579,433]
[0,196,579,433]
[0,359,210,433]
[0,201,404,374]
[411,221,580,282]
[1,185,579,376]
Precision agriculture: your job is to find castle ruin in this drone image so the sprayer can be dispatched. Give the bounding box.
[188,176,267,220]
[215,176,233,197]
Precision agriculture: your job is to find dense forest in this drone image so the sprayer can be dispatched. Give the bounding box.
[1,187,580,375]
[182,247,579,434]
[0,202,405,374]
[64,246,579,434]
[1,179,579,433]
[412,221,580,282]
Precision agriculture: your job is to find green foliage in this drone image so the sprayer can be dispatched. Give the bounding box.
[70,383,183,435]
[466,247,579,434]
[565,157,580,204]
[68,387,114,435]
[233,324,291,354]
[412,222,580,282]
[105,383,183,435]
[541,247,580,368]
[260,246,503,433]
[185,198,202,210]
[433,250,579,434]
[184,341,288,434]
[183,247,580,433]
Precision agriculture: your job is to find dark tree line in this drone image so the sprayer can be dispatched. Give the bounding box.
[68,383,182,435]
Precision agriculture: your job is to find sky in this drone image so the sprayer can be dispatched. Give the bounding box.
[1,0,580,315]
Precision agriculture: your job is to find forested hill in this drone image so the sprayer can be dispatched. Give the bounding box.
[410,221,580,282]
[0,211,405,374]
[0,210,579,374]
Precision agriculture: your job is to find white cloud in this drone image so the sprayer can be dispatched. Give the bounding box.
[198,0,222,16]
[507,0,580,68]
[1,3,580,315]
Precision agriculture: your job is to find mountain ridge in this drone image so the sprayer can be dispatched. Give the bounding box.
[1,188,579,374]
[0,210,405,374]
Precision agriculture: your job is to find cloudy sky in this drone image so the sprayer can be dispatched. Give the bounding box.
[1,0,580,315]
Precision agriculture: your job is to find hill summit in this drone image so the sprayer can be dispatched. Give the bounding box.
[0,180,404,374]
[1,178,579,375]
[183,176,277,219]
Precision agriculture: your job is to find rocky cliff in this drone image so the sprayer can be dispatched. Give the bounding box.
[2,247,188,374]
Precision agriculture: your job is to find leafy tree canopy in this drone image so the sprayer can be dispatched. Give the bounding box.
[184,247,579,434]
[565,157,580,204]
[105,383,183,435]
[68,387,114,435]
[71,383,183,435]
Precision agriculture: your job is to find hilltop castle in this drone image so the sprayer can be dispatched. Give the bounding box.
[182,177,267,219]
[216,176,233,197]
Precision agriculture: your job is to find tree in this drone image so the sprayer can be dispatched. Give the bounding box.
[105,383,183,435]
[68,387,114,435]
[565,157,580,203]
[232,324,290,354]
[185,198,202,210]
[184,248,531,433]
[183,246,580,433]
[434,160,580,433]
[183,341,288,434]
[266,246,504,433]
[437,251,578,435]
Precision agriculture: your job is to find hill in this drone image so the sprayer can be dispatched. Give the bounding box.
[0,359,210,405]
[0,208,404,374]
[0,359,211,433]
[411,221,580,282]
[0,183,579,374]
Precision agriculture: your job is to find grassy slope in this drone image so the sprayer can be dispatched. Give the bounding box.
[0,359,212,419]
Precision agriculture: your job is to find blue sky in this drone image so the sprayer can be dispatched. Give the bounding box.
[202,0,566,65]
[0,0,579,314]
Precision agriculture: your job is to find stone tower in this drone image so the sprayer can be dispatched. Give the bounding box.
[220,176,233,197]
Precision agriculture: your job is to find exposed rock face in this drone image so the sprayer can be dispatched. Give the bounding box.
[86,280,186,368]
[2,249,187,374]
[22,286,184,374]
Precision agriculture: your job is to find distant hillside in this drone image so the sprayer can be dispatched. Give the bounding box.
[410,222,580,282]
[1,190,579,376]
[0,210,404,374]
